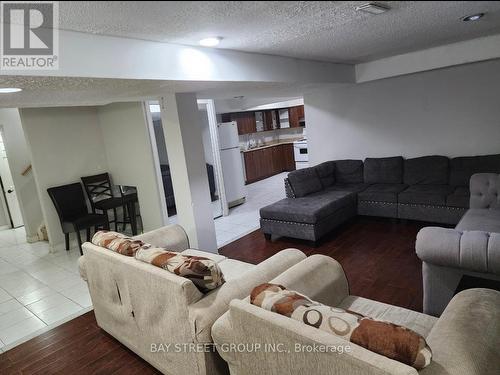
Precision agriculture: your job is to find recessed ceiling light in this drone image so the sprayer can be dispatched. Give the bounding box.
[355,3,390,15]
[0,88,22,93]
[199,37,222,47]
[461,13,484,22]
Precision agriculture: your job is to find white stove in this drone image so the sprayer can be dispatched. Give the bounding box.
[293,138,309,169]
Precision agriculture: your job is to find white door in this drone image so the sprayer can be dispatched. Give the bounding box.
[0,145,23,228]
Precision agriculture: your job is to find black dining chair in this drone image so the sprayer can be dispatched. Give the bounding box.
[47,182,109,255]
[81,173,140,235]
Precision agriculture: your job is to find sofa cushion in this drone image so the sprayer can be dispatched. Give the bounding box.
[326,183,370,193]
[339,295,437,339]
[358,184,408,203]
[446,186,470,208]
[287,168,323,197]
[260,190,355,224]
[404,156,449,185]
[398,185,454,206]
[364,156,403,184]
[314,161,336,188]
[251,284,432,370]
[455,208,500,232]
[334,159,364,184]
[449,154,500,186]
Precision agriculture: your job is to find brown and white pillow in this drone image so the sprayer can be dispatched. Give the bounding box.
[135,247,225,293]
[251,283,432,370]
[92,230,147,256]
[91,231,225,293]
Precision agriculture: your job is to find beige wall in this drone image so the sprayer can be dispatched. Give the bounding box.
[20,107,108,249]
[305,59,500,164]
[0,109,44,240]
[20,103,166,250]
[97,102,166,232]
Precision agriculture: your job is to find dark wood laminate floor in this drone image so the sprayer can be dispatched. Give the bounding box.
[0,217,425,374]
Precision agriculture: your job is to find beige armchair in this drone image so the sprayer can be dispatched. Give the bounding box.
[79,224,307,375]
[212,255,500,375]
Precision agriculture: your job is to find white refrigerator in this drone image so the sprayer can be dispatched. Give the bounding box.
[218,122,246,208]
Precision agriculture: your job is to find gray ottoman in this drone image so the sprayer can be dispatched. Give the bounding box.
[260,190,357,243]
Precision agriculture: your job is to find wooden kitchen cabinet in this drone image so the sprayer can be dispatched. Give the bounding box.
[221,112,256,135]
[281,143,296,171]
[289,105,305,128]
[243,143,296,184]
[264,110,279,131]
[221,105,304,134]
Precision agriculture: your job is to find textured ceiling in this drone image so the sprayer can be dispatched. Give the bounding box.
[0,76,309,108]
[59,1,500,63]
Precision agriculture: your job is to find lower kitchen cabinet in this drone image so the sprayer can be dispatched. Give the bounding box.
[243,143,296,184]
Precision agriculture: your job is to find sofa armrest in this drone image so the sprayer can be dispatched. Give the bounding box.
[78,256,87,281]
[133,224,189,251]
[270,254,349,307]
[188,249,306,342]
[416,227,500,275]
[424,288,500,375]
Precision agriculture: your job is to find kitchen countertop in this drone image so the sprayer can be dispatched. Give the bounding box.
[240,138,304,153]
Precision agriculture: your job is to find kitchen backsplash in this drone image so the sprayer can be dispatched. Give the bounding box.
[239,127,304,149]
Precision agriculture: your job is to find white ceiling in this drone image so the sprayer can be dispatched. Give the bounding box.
[59,1,500,63]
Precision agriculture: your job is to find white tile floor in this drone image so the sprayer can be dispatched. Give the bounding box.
[0,227,92,353]
[168,172,287,247]
[214,172,287,247]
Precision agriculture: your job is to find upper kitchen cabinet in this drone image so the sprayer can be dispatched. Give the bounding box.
[221,112,257,135]
[289,105,305,128]
[264,110,279,131]
[220,104,304,134]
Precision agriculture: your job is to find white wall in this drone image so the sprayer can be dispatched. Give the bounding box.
[9,29,352,84]
[97,102,165,232]
[20,107,108,249]
[0,109,44,239]
[306,59,500,165]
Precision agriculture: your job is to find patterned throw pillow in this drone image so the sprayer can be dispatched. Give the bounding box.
[92,230,147,256]
[251,283,432,370]
[91,231,225,293]
[135,247,225,293]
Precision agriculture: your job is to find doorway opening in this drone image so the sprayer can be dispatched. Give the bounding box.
[0,131,23,230]
[147,100,224,222]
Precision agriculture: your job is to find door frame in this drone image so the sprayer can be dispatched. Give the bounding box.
[197,99,229,216]
[0,126,24,228]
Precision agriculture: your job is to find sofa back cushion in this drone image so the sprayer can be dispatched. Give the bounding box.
[287,168,323,197]
[335,160,364,184]
[364,156,403,184]
[314,161,336,188]
[450,154,500,186]
[404,155,449,185]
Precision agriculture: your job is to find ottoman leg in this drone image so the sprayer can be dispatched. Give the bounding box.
[264,233,272,241]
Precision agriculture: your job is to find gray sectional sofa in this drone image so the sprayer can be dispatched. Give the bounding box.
[260,153,500,243]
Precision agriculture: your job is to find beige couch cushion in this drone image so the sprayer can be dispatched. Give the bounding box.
[339,296,437,338]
